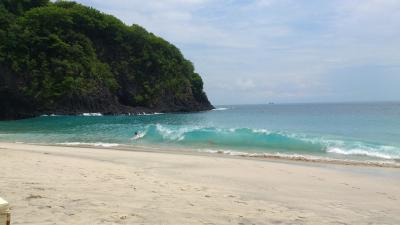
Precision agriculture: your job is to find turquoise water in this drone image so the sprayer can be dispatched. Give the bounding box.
[1,103,400,163]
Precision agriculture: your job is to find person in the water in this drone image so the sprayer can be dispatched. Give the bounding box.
[131,131,141,140]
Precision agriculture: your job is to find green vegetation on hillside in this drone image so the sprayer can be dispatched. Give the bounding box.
[0,0,212,119]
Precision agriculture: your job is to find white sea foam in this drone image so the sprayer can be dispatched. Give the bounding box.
[327,147,396,160]
[154,124,192,141]
[41,114,59,117]
[212,107,229,111]
[136,112,165,116]
[200,149,249,156]
[144,112,164,116]
[198,149,400,167]
[57,142,120,147]
[199,149,331,161]
[82,113,103,116]
[130,131,147,140]
[252,128,271,134]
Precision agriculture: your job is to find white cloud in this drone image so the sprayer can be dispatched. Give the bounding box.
[73,0,400,104]
[235,79,256,91]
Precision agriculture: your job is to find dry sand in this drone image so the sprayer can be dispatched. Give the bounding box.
[0,142,399,225]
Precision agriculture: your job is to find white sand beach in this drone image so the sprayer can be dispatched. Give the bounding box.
[0,142,399,225]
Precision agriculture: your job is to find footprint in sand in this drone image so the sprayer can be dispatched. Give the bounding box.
[234,200,248,205]
[79,173,87,178]
[224,194,236,198]
[130,213,145,219]
[32,187,46,191]
[23,182,40,185]
[257,208,266,212]
[114,176,126,180]
[119,215,127,220]
[25,194,44,200]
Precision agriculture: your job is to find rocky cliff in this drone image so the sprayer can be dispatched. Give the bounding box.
[0,0,213,120]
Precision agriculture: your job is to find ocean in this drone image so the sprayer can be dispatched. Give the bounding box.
[1,102,399,165]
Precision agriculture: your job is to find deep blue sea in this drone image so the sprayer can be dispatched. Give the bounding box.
[1,103,400,164]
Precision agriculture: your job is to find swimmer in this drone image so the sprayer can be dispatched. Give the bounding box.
[131,131,142,140]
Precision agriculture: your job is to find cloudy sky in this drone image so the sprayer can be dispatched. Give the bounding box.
[73,0,400,104]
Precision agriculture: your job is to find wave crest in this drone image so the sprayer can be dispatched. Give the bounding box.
[132,124,400,160]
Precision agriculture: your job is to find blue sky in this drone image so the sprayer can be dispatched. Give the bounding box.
[72,0,400,104]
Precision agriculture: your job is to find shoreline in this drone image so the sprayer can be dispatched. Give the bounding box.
[4,141,400,169]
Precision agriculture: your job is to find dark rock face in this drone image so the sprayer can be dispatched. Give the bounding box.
[0,85,213,119]
[0,65,213,119]
[0,1,213,120]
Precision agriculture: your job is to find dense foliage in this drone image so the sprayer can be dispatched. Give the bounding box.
[0,0,212,119]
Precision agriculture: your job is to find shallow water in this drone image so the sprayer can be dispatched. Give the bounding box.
[0,102,399,164]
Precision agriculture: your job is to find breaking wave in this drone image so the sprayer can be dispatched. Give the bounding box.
[81,113,103,116]
[212,107,229,111]
[132,124,400,160]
